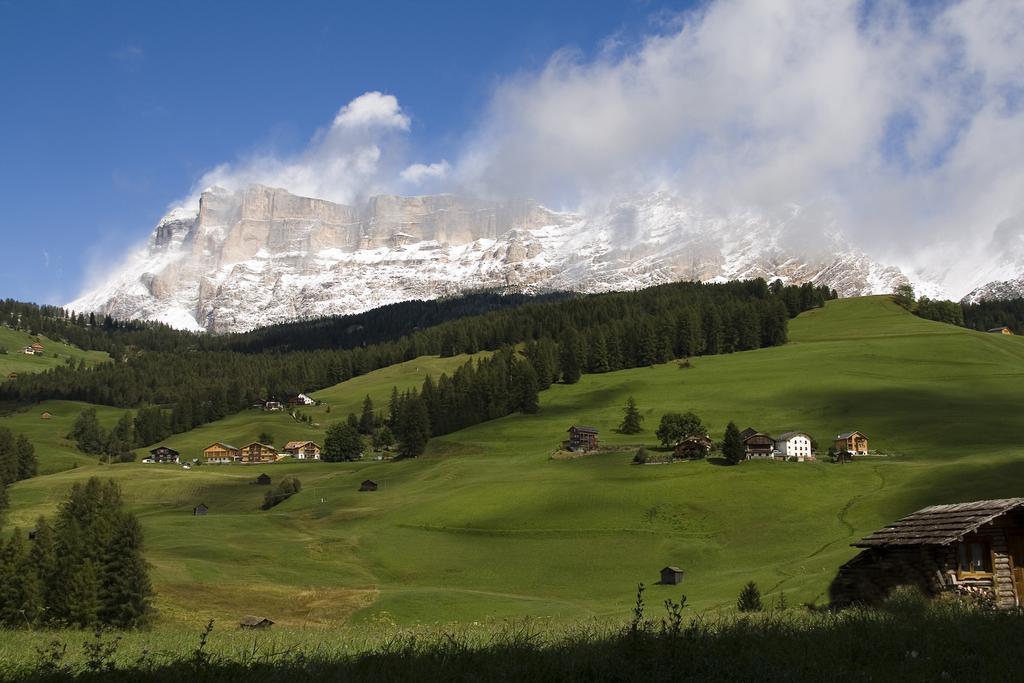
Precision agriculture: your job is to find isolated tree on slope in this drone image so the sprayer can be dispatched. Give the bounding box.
[737,581,763,612]
[619,397,644,434]
[656,412,704,448]
[722,422,745,465]
[323,422,364,462]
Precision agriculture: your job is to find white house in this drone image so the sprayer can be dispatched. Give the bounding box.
[774,432,814,461]
[295,393,316,405]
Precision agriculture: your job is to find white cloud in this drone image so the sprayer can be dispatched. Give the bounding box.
[400,160,451,185]
[451,0,1024,293]
[179,91,412,208]
[332,91,410,131]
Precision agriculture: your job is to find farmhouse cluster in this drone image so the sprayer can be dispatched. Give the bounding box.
[144,440,322,465]
[21,342,44,356]
[567,425,869,462]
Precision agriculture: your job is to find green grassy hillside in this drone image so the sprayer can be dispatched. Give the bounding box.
[4,296,1024,628]
[0,400,130,473]
[0,326,108,378]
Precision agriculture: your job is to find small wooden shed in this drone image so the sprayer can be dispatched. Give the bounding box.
[40,411,51,420]
[255,473,272,486]
[987,326,1013,335]
[193,503,209,516]
[660,566,684,585]
[360,479,378,492]
[239,615,274,629]
[830,498,1024,609]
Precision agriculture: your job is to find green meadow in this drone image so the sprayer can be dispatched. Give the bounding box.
[0,326,108,378]
[4,296,1024,630]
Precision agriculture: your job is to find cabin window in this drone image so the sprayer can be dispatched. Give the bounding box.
[957,541,992,576]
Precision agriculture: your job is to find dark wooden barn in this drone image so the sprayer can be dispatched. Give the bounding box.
[360,479,378,492]
[193,503,209,516]
[149,446,180,464]
[742,432,775,458]
[567,425,599,451]
[674,435,713,459]
[239,615,274,629]
[255,473,272,486]
[830,498,1024,609]
[660,566,684,585]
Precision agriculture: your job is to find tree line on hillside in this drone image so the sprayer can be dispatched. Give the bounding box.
[1,281,834,450]
[0,478,152,629]
[894,284,1024,333]
[67,408,173,463]
[0,427,38,512]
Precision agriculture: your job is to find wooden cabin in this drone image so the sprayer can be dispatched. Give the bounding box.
[567,425,599,452]
[739,427,759,441]
[743,432,775,458]
[774,432,814,461]
[149,446,180,464]
[6,373,16,381]
[830,498,1024,609]
[987,326,1014,335]
[283,440,321,460]
[834,431,868,455]
[240,442,278,464]
[674,435,713,459]
[203,442,240,464]
[193,503,209,516]
[239,616,274,629]
[30,342,44,352]
[255,473,272,486]
[360,479,378,492]
[39,411,51,420]
[660,566,684,585]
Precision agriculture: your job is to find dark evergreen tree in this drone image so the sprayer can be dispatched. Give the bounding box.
[395,391,431,458]
[560,328,583,384]
[99,514,153,628]
[722,421,745,465]
[358,395,376,435]
[0,531,42,627]
[70,408,105,455]
[29,517,58,614]
[511,359,540,414]
[618,396,644,434]
[372,425,395,451]
[737,581,763,612]
[14,434,37,480]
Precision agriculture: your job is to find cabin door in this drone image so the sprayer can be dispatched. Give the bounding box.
[1010,536,1024,607]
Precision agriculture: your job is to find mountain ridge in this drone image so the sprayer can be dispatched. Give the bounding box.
[70,184,914,332]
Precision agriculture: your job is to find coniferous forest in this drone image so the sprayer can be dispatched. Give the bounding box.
[0,477,152,629]
[0,281,835,448]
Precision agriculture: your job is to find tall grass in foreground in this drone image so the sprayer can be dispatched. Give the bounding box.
[1,589,1022,681]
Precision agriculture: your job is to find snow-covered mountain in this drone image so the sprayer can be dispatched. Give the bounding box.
[70,184,916,332]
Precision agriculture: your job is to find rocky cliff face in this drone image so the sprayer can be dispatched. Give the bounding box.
[69,185,915,332]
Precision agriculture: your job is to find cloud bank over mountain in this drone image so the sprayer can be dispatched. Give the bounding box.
[159,0,1023,299]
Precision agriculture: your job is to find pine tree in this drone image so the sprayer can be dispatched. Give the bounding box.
[14,434,36,480]
[64,559,101,627]
[0,531,42,627]
[618,397,644,434]
[372,425,395,451]
[722,421,745,465]
[99,514,153,628]
[737,581,763,612]
[511,359,540,414]
[0,427,16,484]
[29,517,58,617]
[358,395,376,435]
[560,329,582,384]
[396,392,430,458]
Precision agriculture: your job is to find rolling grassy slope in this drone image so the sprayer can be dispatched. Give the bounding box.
[0,400,130,473]
[0,326,108,378]
[4,296,1024,629]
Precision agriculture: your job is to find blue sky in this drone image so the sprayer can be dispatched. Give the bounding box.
[0,0,694,304]
[2,1,1022,305]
